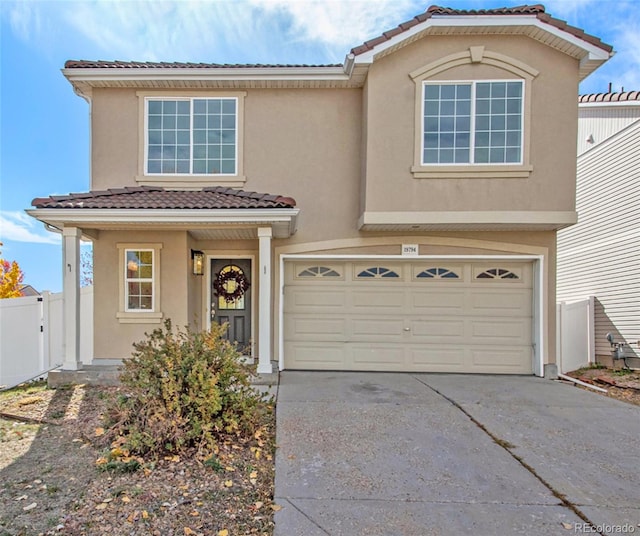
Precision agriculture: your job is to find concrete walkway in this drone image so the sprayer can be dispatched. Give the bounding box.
[274,372,640,536]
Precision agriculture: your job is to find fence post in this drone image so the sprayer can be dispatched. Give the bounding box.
[588,296,596,364]
[41,291,51,371]
[556,302,563,374]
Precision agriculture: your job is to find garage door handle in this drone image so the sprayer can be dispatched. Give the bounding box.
[403,327,411,331]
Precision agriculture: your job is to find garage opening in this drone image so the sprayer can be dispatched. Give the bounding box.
[283,259,534,374]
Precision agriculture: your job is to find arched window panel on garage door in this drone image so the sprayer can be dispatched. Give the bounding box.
[414,266,461,280]
[475,267,521,280]
[295,264,344,281]
[355,266,402,279]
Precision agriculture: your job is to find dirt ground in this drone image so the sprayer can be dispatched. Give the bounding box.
[564,365,640,406]
[0,382,276,536]
[2,368,638,535]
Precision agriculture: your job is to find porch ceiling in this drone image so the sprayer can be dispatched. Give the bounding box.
[25,209,299,239]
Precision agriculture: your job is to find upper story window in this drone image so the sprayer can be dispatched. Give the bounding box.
[422,81,523,165]
[146,98,237,175]
[410,48,538,179]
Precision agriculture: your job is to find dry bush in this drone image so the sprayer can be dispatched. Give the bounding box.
[104,320,270,457]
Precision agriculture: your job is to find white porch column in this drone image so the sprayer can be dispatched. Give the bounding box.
[257,227,272,374]
[62,227,82,370]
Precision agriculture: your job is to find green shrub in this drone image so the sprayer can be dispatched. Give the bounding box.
[104,320,269,456]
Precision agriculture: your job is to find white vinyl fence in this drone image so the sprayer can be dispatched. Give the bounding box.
[556,296,595,374]
[0,288,597,385]
[0,287,93,388]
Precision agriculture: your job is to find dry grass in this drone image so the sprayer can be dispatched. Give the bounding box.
[0,382,276,536]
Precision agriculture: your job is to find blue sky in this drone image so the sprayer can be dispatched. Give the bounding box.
[1,0,639,293]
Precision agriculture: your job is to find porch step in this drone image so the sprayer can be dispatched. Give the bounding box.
[48,366,121,388]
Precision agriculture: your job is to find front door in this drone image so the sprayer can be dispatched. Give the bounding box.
[211,259,252,353]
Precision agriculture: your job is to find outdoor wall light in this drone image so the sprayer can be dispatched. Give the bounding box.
[191,250,204,276]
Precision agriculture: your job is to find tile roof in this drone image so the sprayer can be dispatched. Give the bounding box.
[579,91,640,103]
[62,5,611,82]
[64,60,340,69]
[350,4,613,56]
[31,186,296,210]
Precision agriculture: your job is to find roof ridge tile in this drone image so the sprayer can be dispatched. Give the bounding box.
[64,59,341,69]
[579,91,640,103]
[31,187,296,210]
[350,3,611,56]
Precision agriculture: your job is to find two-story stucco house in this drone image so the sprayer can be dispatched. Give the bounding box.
[28,5,612,378]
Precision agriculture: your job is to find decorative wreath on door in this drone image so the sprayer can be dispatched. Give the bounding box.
[213,267,250,303]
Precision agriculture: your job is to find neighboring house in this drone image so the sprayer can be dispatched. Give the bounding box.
[557,91,640,367]
[19,285,41,297]
[28,5,612,378]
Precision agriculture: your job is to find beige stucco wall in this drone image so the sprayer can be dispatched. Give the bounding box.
[363,34,579,213]
[93,232,266,361]
[91,89,138,189]
[90,35,579,230]
[93,230,190,360]
[90,88,363,248]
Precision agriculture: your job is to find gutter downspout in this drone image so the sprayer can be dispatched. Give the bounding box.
[343,53,355,77]
[45,223,62,234]
[557,373,608,393]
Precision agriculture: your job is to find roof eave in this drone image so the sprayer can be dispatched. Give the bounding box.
[353,16,612,80]
[27,207,300,239]
[579,100,640,108]
[62,65,354,97]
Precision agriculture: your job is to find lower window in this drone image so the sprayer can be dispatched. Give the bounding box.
[125,249,154,311]
[117,243,163,323]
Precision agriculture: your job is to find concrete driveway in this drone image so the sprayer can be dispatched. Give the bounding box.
[274,372,640,536]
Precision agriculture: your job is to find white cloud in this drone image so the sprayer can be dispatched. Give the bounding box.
[611,25,640,91]
[249,0,421,50]
[5,0,637,92]
[6,0,42,42]
[575,1,640,94]
[0,212,60,245]
[5,0,425,64]
[54,1,270,61]
[543,0,599,19]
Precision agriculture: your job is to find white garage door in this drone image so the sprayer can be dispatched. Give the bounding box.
[283,260,534,374]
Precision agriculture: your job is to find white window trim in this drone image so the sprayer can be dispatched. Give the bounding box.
[421,79,525,167]
[136,91,246,187]
[410,47,537,179]
[116,243,163,324]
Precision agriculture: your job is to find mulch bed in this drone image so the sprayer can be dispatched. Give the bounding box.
[564,366,640,406]
[0,383,276,536]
